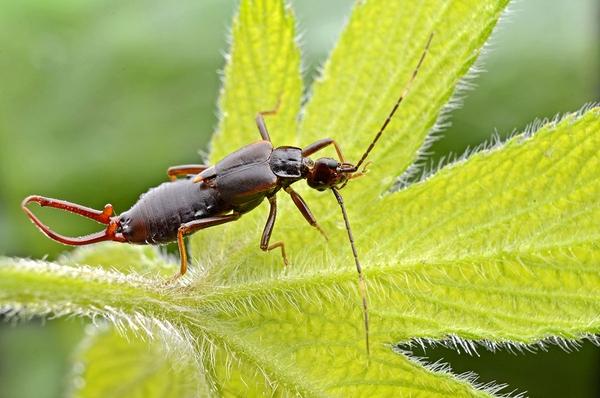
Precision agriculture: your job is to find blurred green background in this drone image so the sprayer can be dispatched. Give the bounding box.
[0,0,598,397]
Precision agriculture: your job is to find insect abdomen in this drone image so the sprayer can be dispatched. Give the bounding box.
[119,178,228,244]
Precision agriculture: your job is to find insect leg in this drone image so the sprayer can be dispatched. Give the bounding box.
[260,195,289,266]
[284,187,328,241]
[301,138,346,163]
[167,164,211,181]
[255,97,282,142]
[21,195,126,245]
[255,114,271,142]
[176,213,241,277]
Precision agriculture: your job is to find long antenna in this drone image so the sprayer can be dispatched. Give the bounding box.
[354,32,434,170]
[331,187,370,356]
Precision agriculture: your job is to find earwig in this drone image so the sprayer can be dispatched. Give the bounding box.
[23,33,434,355]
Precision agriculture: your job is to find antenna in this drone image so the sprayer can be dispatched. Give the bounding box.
[331,187,370,356]
[354,32,434,170]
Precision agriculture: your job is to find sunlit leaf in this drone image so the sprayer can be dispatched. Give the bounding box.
[0,258,495,397]
[191,0,304,282]
[210,0,302,159]
[300,0,511,201]
[61,243,175,276]
[70,327,205,398]
[4,0,599,397]
[193,0,511,287]
[358,108,600,344]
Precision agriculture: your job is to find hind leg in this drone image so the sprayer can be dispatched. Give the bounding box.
[174,213,241,278]
[167,164,211,181]
[260,195,289,266]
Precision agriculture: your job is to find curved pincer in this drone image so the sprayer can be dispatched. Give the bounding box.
[21,195,126,246]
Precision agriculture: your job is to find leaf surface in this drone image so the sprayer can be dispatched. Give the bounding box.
[300,0,511,201]
[4,108,600,394]
[71,327,205,398]
[5,1,600,397]
[209,0,302,160]
[190,0,304,282]
[0,258,493,397]
[62,244,174,276]
[193,0,512,287]
[357,108,600,344]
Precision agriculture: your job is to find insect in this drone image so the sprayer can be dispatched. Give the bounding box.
[22,34,433,355]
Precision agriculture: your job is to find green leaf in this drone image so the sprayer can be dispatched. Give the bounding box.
[190,0,304,283]
[61,243,175,276]
[70,326,206,398]
[0,258,171,322]
[5,0,600,396]
[192,0,512,287]
[300,0,510,199]
[357,107,600,344]
[65,107,600,397]
[209,0,302,160]
[0,257,494,397]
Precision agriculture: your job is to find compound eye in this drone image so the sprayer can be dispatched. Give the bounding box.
[325,158,338,168]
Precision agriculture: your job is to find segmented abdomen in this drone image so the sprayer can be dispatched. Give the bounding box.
[119,178,228,244]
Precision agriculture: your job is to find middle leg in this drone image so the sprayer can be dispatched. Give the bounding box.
[260,195,288,266]
[175,213,241,277]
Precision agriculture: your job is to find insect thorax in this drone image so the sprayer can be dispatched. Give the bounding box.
[270,146,305,179]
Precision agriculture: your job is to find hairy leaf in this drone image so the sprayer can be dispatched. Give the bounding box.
[55,108,600,397]
[5,106,598,395]
[4,0,599,397]
[209,0,302,159]
[0,258,494,397]
[190,0,303,283]
[70,327,205,398]
[3,108,599,396]
[300,0,511,200]
[61,243,174,276]
[193,0,511,287]
[360,108,600,344]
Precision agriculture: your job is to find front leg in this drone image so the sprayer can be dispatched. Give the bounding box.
[301,138,346,163]
[285,187,328,241]
[175,213,241,277]
[260,195,289,266]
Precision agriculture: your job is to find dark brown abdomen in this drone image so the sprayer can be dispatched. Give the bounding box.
[119,178,229,244]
